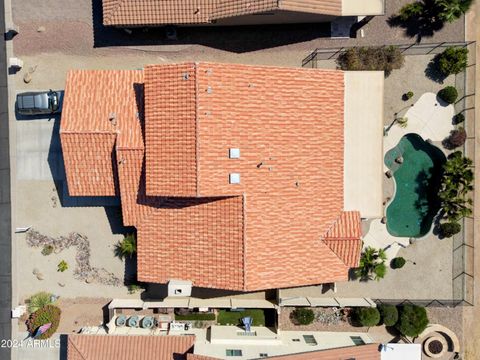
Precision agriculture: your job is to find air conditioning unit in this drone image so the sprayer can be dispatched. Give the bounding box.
[141,316,155,329]
[116,314,127,327]
[127,315,139,327]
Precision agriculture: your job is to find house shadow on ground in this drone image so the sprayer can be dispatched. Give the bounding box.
[91,0,330,52]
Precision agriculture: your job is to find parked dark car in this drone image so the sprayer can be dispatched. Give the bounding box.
[16,90,63,115]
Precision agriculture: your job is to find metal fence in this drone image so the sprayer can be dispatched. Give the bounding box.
[302,41,475,68]
[302,41,476,307]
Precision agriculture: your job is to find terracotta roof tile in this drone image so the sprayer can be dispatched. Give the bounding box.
[323,211,362,267]
[60,70,143,196]
[62,63,365,291]
[137,195,245,291]
[102,0,342,26]
[263,344,380,360]
[67,334,195,360]
[144,63,198,197]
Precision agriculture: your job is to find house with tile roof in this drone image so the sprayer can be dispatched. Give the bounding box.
[102,0,385,27]
[66,332,384,360]
[60,62,384,292]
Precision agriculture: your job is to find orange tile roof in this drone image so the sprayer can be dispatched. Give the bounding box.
[263,344,380,360]
[102,0,342,26]
[60,70,144,196]
[137,196,246,290]
[61,62,363,291]
[67,334,195,360]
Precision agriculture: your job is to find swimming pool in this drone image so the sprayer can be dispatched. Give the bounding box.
[385,133,446,238]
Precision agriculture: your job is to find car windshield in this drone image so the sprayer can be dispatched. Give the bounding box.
[49,92,58,111]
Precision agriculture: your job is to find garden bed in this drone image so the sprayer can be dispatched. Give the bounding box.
[217,309,266,326]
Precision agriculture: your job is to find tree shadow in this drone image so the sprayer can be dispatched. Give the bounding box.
[91,0,331,52]
[425,54,448,84]
[387,0,445,43]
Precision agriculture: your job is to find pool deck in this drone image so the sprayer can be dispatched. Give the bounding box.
[363,92,455,260]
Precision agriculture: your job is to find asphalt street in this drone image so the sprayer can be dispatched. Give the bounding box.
[0,0,12,356]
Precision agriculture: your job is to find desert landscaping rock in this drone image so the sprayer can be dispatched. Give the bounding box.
[36,26,45,32]
[22,72,31,83]
[26,229,122,287]
[58,282,65,287]
[32,268,39,275]
[36,273,44,280]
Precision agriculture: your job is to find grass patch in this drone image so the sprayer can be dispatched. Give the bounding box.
[217,309,265,326]
[175,313,216,321]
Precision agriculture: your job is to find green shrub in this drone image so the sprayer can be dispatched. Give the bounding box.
[439,222,461,237]
[438,86,458,104]
[114,233,137,259]
[27,292,54,313]
[41,245,54,256]
[403,91,414,101]
[453,113,465,124]
[438,47,468,76]
[436,0,474,23]
[336,46,405,76]
[378,304,399,326]
[175,312,216,321]
[26,305,61,339]
[57,260,68,272]
[391,257,406,269]
[291,308,315,325]
[355,307,381,327]
[396,305,429,337]
[398,1,424,21]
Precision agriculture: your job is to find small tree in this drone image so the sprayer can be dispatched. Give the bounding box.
[439,222,461,237]
[390,257,406,269]
[57,260,68,272]
[378,304,399,327]
[396,305,429,337]
[355,247,387,281]
[356,307,381,327]
[291,308,315,325]
[438,47,468,76]
[438,86,458,104]
[114,233,137,259]
[435,0,474,23]
[26,305,61,340]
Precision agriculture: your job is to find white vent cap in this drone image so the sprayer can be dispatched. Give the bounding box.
[229,148,240,159]
[229,173,240,184]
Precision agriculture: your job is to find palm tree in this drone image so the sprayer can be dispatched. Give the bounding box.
[355,247,387,281]
[435,0,474,23]
[114,233,137,259]
[439,152,474,221]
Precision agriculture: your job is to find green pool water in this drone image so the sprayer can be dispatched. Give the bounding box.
[385,133,446,238]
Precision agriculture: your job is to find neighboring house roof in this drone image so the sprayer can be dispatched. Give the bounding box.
[67,334,195,360]
[102,0,342,26]
[260,344,380,359]
[60,62,364,291]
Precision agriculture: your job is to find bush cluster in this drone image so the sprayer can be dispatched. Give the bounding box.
[336,46,405,76]
[378,304,399,327]
[439,222,461,237]
[27,292,54,313]
[26,305,61,339]
[390,257,406,269]
[438,47,469,76]
[355,307,380,327]
[396,305,429,337]
[438,86,458,104]
[291,308,315,325]
[444,127,467,149]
